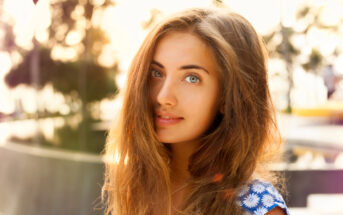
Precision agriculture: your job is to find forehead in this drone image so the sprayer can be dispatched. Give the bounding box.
[152,31,220,73]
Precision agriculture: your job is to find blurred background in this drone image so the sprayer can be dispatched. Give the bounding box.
[0,0,343,214]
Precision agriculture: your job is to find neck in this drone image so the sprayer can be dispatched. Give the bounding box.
[169,140,198,183]
[168,140,199,213]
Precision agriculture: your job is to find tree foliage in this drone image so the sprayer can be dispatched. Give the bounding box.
[263,4,343,72]
[5,48,116,103]
[4,0,117,112]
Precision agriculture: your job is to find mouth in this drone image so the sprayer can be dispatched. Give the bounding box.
[155,112,184,126]
[157,115,183,120]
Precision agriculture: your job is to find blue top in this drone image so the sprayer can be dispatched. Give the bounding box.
[237,179,290,215]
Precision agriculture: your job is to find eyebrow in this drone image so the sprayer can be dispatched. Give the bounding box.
[151,60,209,74]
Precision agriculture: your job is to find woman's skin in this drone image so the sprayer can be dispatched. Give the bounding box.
[149,31,285,215]
[149,31,221,210]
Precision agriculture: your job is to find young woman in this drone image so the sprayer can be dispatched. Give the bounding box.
[102,8,290,215]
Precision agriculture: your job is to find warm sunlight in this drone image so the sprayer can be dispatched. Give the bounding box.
[1,1,343,214]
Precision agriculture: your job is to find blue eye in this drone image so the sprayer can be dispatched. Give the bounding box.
[185,75,200,83]
[151,69,162,78]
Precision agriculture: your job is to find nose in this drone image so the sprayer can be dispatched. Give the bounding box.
[156,79,177,107]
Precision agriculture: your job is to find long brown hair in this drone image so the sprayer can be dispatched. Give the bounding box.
[102,8,282,215]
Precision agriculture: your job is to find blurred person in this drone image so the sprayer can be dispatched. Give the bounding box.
[102,7,289,215]
[322,64,336,98]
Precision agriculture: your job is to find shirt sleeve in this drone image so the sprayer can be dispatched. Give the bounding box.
[237,179,290,215]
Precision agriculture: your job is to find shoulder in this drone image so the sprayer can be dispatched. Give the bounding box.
[237,179,290,215]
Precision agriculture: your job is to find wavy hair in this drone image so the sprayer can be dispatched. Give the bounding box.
[102,8,282,215]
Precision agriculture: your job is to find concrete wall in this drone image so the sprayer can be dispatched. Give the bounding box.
[0,146,105,215]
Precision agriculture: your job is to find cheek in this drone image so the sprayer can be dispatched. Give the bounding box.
[184,88,220,122]
[149,81,160,102]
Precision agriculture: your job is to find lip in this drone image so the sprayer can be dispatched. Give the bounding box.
[155,111,184,126]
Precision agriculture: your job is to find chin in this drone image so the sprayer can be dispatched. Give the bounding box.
[157,135,200,145]
[157,138,178,144]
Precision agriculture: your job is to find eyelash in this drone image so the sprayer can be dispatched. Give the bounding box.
[185,73,201,83]
[151,69,162,78]
[150,69,201,84]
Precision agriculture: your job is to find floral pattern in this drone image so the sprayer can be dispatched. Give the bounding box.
[237,179,290,215]
[243,193,260,208]
[261,194,274,207]
[252,183,265,193]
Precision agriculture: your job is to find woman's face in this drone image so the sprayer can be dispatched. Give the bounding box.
[149,31,221,145]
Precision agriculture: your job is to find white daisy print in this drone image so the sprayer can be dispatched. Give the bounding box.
[239,185,250,197]
[243,193,260,208]
[262,194,275,207]
[278,193,285,201]
[266,185,278,196]
[254,206,268,215]
[239,180,290,215]
[276,201,286,209]
[272,190,284,201]
[252,183,265,193]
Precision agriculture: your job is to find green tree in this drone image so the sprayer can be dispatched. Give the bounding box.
[4,0,117,119]
[3,0,118,151]
[263,3,343,112]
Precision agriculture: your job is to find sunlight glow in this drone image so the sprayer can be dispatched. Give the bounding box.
[114,151,120,163]
[334,54,343,75]
[291,67,328,108]
[0,52,13,113]
[223,0,281,34]
[98,44,117,67]
[335,153,343,168]
[319,0,343,27]
[51,45,78,61]
[0,122,11,145]
[99,97,121,121]
[4,0,51,49]
[2,0,343,119]
[281,0,297,27]
[66,31,83,46]
[103,150,120,164]
[102,148,129,165]
[308,194,343,214]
